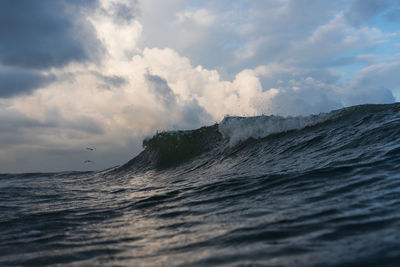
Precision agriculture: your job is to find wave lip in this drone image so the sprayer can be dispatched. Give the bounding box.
[218,113,332,146]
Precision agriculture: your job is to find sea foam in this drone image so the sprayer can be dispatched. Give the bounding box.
[218,113,332,146]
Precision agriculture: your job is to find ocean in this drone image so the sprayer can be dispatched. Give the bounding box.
[1,103,400,266]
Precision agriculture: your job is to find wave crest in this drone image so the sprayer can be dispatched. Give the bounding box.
[117,103,400,172]
[219,113,332,146]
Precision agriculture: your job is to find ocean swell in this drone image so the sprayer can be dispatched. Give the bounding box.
[116,103,400,172]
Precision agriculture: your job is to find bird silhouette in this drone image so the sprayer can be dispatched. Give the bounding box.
[83,160,93,164]
[86,147,96,151]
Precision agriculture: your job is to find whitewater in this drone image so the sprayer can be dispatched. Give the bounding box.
[1,103,400,266]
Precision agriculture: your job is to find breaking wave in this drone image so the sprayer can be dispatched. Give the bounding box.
[118,103,400,172]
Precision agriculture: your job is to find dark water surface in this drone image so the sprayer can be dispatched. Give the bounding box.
[1,103,400,266]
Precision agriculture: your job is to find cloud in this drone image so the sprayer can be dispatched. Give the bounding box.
[0,108,54,136]
[1,0,399,172]
[90,1,142,61]
[0,105,103,144]
[135,0,398,77]
[145,72,213,128]
[351,62,400,89]
[386,8,400,22]
[146,73,177,107]
[0,104,106,172]
[0,0,102,69]
[344,61,400,104]
[100,0,138,23]
[345,0,398,27]
[0,68,54,98]
[91,71,127,89]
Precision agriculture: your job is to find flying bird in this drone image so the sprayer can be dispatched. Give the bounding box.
[84,160,93,164]
[86,147,96,151]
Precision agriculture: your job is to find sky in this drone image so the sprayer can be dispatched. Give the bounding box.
[0,0,399,173]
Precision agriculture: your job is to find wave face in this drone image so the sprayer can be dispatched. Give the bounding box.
[2,103,400,266]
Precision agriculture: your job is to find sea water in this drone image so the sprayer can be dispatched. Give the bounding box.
[1,103,400,266]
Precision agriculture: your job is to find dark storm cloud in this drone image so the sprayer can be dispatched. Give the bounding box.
[0,0,102,69]
[0,69,54,98]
